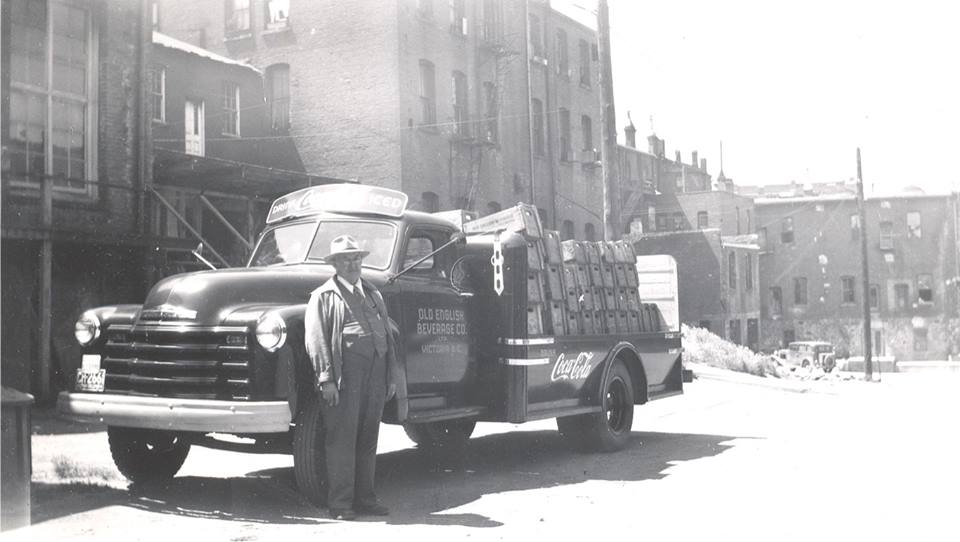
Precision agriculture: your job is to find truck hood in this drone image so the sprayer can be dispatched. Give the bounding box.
[138,266,389,326]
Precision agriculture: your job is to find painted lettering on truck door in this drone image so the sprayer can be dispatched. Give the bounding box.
[397,228,473,398]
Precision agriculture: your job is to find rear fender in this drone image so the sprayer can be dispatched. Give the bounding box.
[596,342,648,405]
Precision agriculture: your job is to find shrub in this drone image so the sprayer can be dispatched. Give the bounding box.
[681,324,780,377]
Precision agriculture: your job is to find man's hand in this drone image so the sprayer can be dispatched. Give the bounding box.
[321,382,339,407]
[386,383,397,401]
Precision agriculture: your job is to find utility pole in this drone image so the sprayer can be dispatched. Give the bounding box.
[523,0,536,209]
[856,148,873,380]
[597,0,620,240]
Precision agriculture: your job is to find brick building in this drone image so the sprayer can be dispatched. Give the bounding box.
[2,0,152,397]
[149,31,335,274]
[755,190,960,360]
[153,0,605,236]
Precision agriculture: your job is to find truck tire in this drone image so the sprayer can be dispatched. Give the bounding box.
[403,420,476,449]
[292,395,327,507]
[107,426,191,483]
[557,360,634,453]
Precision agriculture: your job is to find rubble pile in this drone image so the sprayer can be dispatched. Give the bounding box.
[681,324,780,378]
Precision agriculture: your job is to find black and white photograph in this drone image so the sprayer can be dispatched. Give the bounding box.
[1,0,958,540]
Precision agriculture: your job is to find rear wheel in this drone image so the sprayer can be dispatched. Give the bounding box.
[107,427,191,483]
[403,420,476,450]
[293,395,327,507]
[558,360,634,452]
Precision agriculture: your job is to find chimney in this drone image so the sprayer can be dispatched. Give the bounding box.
[675,150,682,163]
[700,158,707,171]
[624,112,637,148]
[691,151,698,168]
[624,124,636,148]
[647,134,664,157]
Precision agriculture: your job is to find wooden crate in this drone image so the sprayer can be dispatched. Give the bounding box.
[626,310,641,333]
[527,241,544,271]
[580,310,596,334]
[601,288,617,310]
[561,240,587,262]
[588,263,603,285]
[585,242,601,264]
[527,272,545,303]
[601,263,616,287]
[545,264,565,300]
[566,311,582,335]
[625,288,641,311]
[543,230,563,263]
[526,304,544,335]
[602,310,618,333]
[614,263,627,286]
[616,311,629,333]
[624,263,639,287]
[580,288,597,311]
[548,301,567,335]
[598,241,615,263]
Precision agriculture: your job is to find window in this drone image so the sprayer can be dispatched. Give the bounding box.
[450,0,467,36]
[794,277,807,305]
[532,98,544,155]
[850,214,861,240]
[480,0,500,42]
[745,253,753,290]
[421,191,439,213]
[841,276,856,304]
[559,108,571,161]
[894,283,909,310]
[150,66,166,122]
[728,253,737,289]
[736,206,741,235]
[770,287,783,316]
[404,236,437,272]
[581,115,593,151]
[697,211,709,229]
[672,212,684,231]
[483,82,498,142]
[746,209,752,233]
[781,217,794,243]
[869,284,879,310]
[225,0,251,34]
[907,211,921,239]
[452,71,469,136]
[151,0,160,30]
[418,60,436,126]
[222,81,239,136]
[6,0,97,194]
[529,14,543,58]
[917,274,933,304]
[562,220,575,240]
[184,99,205,156]
[417,0,433,18]
[265,0,289,29]
[578,39,591,86]
[265,64,290,132]
[914,328,928,352]
[555,29,569,76]
[880,221,894,248]
[728,319,741,345]
[486,201,501,215]
[584,222,597,242]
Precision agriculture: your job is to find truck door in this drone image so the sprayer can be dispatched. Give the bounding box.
[396,226,474,403]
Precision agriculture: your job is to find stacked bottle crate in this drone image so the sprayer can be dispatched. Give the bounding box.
[525,230,567,336]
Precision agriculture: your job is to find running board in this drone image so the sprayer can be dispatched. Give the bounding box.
[403,406,487,424]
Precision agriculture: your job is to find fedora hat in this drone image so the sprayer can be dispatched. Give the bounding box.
[324,235,370,261]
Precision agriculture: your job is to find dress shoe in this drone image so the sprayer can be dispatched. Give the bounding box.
[355,502,390,516]
[329,508,356,521]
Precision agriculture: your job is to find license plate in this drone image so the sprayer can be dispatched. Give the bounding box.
[76,368,106,392]
[76,354,105,392]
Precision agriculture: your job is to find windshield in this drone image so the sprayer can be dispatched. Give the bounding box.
[250,219,397,269]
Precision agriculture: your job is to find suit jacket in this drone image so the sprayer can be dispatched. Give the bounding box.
[304,276,407,419]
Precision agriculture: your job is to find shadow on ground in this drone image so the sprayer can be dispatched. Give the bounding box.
[31,407,106,436]
[32,429,743,528]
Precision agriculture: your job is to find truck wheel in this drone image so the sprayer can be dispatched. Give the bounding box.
[107,427,191,483]
[557,360,634,453]
[292,395,327,507]
[403,420,476,449]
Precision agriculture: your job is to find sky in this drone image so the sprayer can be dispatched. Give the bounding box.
[555,0,960,193]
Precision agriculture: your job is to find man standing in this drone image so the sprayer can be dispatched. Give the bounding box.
[304,235,398,520]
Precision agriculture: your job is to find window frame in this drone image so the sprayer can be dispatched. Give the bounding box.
[770,286,783,316]
[531,98,544,155]
[7,0,100,197]
[418,59,437,127]
[841,275,856,305]
[558,108,571,161]
[264,0,289,30]
[917,273,934,304]
[781,217,794,244]
[150,65,166,123]
[697,211,708,229]
[728,252,737,290]
[907,211,922,239]
[482,81,498,143]
[221,80,240,136]
[578,38,591,87]
[265,64,290,133]
[452,70,469,137]
[224,0,251,35]
[794,276,807,305]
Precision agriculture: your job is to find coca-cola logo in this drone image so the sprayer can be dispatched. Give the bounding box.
[550,351,595,382]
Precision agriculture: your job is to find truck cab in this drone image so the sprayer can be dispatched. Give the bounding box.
[59,184,684,503]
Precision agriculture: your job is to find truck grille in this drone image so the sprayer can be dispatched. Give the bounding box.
[100,324,252,400]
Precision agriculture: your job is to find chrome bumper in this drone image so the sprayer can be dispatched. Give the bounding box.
[57,392,292,433]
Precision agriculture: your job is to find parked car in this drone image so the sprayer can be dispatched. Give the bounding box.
[777,341,837,372]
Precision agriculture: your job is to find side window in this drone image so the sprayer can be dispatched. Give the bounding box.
[404,235,436,272]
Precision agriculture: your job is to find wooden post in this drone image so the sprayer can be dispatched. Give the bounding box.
[597,0,620,240]
[856,148,873,380]
[39,176,53,400]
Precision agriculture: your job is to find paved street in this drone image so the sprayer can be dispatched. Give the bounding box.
[9,369,959,542]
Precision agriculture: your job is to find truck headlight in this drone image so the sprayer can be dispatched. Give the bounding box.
[255,313,287,352]
[74,311,101,346]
